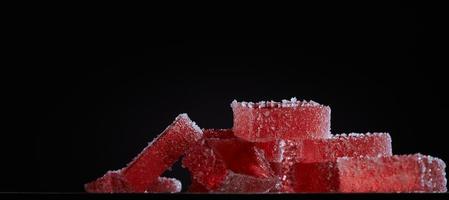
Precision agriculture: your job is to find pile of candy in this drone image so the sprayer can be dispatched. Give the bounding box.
[85,98,447,193]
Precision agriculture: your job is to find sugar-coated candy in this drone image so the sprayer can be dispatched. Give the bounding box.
[85,171,181,193]
[203,129,285,162]
[121,114,202,192]
[299,133,392,162]
[292,154,447,192]
[146,177,182,193]
[338,154,447,192]
[232,98,331,142]
[182,138,276,192]
[84,170,129,193]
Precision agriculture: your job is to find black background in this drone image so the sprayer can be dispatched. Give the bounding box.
[2,6,447,197]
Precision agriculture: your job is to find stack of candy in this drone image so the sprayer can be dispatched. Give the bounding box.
[85,98,447,193]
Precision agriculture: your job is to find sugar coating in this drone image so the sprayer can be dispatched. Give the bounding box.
[120,114,203,192]
[182,138,276,192]
[146,177,182,193]
[298,132,392,163]
[337,154,447,192]
[231,97,331,142]
[235,97,323,108]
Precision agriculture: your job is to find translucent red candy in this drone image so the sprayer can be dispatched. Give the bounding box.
[292,154,447,192]
[203,129,235,139]
[203,129,285,162]
[84,171,181,193]
[269,140,301,192]
[298,133,392,162]
[84,98,448,193]
[338,154,447,192]
[182,138,276,192]
[231,98,331,142]
[146,177,182,193]
[85,114,203,193]
[292,162,339,192]
[120,114,203,192]
[84,170,129,193]
[188,179,209,193]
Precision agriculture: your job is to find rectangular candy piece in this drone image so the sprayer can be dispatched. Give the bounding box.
[85,170,130,193]
[338,154,447,192]
[182,138,276,192]
[215,172,276,193]
[292,154,447,192]
[85,172,181,193]
[146,177,182,193]
[231,97,331,142]
[120,114,203,192]
[292,162,339,192]
[271,140,301,192]
[203,129,285,162]
[182,140,228,190]
[298,133,392,163]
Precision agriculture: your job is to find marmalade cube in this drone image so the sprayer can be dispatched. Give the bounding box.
[299,133,392,163]
[231,98,331,142]
[182,138,276,192]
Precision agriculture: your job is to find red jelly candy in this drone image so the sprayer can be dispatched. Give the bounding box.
[292,162,339,192]
[231,98,331,142]
[216,172,276,193]
[203,129,285,162]
[146,177,182,193]
[203,129,235,139]
[182,138,276,192]
[120,114,202,192]
[188,178,209,193]
[338,154,447,192]
[85,172,181,193]
[299,133,392,163]
[253,139,285,163]
[84,170,129,193]
[182,140,228,190]
[85,114,203,192]
[272,140,302,192]
[292,154,447,192]
[207,139,274,178]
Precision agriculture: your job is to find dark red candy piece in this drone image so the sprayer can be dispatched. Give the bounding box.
[146,177,182,193]
[207,139,274,178]
[203,129,284,162]
[187,179,209,193]
[85,171,181,193]
[231,98,331,142]
[182,138,276,192]
[292,162,339,192]
[84,170,130,193]
[216,172,276,193]
[182,140,228,190]
[203,129,235,139]
[299,133,392,163]
[272,140,301,192]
